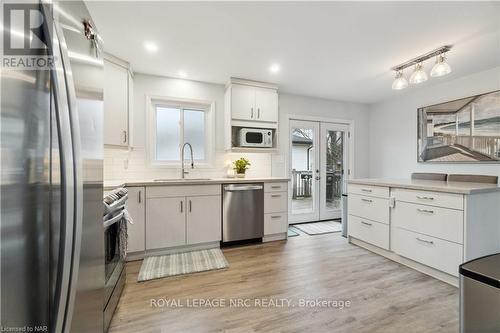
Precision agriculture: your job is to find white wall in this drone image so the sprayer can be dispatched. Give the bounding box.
[368,66,500,179]
[104,74,371,182]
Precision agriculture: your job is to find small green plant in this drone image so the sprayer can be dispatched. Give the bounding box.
[233,157,251,174]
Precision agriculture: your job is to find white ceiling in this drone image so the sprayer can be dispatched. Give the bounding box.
[86,1,500,104]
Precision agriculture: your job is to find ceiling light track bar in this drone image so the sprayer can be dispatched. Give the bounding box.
[391,45,453,72]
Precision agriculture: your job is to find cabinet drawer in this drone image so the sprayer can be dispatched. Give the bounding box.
[392,188,463,210]
[392,227,463,276]
[264,182,288,193]
[349,184,389,198]
[264,192,287,213]
[348,215,389,250]
[264,213,288,235]
[147,185,220,198]
[392,201,463,244]
[348,194,389,224]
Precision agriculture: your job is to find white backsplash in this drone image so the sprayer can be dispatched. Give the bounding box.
[104,147,287,182]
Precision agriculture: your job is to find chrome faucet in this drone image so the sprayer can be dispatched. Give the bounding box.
[181,142,194,179]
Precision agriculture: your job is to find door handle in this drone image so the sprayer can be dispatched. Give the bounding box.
[251,107,254,118]
[180,200,183,213]
[138,190,141,203]
[123,130,127,143]
[257,108,260,119]
[189,200,192,212]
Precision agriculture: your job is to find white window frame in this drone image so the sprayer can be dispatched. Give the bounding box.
[147,95,215,168]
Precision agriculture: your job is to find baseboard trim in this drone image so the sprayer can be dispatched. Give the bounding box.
[263,233,287,242]
[349,237,458,287]
[126,242,220,261]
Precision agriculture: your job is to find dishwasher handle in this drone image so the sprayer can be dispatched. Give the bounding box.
[224,184,263,191]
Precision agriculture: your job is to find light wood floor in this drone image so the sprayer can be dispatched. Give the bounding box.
[110,233,458,333]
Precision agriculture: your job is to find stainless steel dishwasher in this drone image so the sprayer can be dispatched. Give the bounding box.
[222,183,264,243]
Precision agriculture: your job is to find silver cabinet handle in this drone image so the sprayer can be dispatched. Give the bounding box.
[271,215,281,219]
[251,107,254,118]
[123,130,127,143]
[271,194,281,198]
[189,200,192,212]
[416,196,434,200]
[417,208,434,214]
[138,190,141,203]
[361,198,373,203]
[271,185,281,189]
[180,200,183,213]
[361,189,372,193]
[361,221,372,226]
[257,108,260,119]
[416,237,434,245]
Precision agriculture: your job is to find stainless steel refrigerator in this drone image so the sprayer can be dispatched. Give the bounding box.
[1,1,104,332]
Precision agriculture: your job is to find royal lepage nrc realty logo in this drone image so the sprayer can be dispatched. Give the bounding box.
[2,2,53,69]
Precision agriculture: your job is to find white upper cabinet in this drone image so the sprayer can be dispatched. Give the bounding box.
[231,84,256,121]
[104,56,132,147]
[227,81,278,124]
[255,87,278,122]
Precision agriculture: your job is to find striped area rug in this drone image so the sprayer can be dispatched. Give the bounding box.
[138,248,229,282]
[293,220,342,235]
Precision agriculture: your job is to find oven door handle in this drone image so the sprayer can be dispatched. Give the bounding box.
[103,211,125,228]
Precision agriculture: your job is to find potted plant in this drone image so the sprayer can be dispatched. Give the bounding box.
[233,157,251,178]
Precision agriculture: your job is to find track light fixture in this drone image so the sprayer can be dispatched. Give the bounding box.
[391,45,452,90]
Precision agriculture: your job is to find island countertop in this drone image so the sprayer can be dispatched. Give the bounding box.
[348,178,500,195]
[104,177,290,190]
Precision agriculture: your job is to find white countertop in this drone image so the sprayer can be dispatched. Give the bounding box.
[348,178,500,194]
[104,177,290,190]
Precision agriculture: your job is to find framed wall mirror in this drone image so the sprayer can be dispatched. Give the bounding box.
[417,90,500,163]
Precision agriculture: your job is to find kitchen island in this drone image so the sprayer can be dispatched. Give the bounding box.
[347,178,500,286]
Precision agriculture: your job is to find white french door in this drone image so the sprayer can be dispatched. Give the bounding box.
[289,119,350,224]
[319,123,349,220]
[289,120,320,223]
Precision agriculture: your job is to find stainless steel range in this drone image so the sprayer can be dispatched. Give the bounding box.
[103,188,128,331]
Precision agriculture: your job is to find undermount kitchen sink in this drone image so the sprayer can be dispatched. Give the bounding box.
[153,178,212,182]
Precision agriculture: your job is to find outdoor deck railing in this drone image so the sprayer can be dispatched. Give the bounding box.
[292,170,342,200]
[440,134,500,159]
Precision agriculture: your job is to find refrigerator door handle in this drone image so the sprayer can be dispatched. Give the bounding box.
[41,6,76,333]
[54,17,86,333]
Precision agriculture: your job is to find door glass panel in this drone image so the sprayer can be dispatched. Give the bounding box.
[291,127,315,216]
[325,130,344,211]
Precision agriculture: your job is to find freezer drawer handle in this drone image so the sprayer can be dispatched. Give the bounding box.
[361,221,372,227]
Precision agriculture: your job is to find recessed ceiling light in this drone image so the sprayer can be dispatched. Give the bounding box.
[270,64,280,73]
[144,41,158,53]
[178,70,187,78]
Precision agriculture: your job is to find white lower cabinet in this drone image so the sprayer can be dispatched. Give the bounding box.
[348,215,389,250]
[263,182,288,238]
[125,187,145,254]
[145,185,222,251]
[146,197,186,250]
[392,227,463,277]
[186,195,221,245]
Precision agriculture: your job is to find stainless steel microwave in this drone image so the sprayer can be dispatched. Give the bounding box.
[238,128,273,148]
